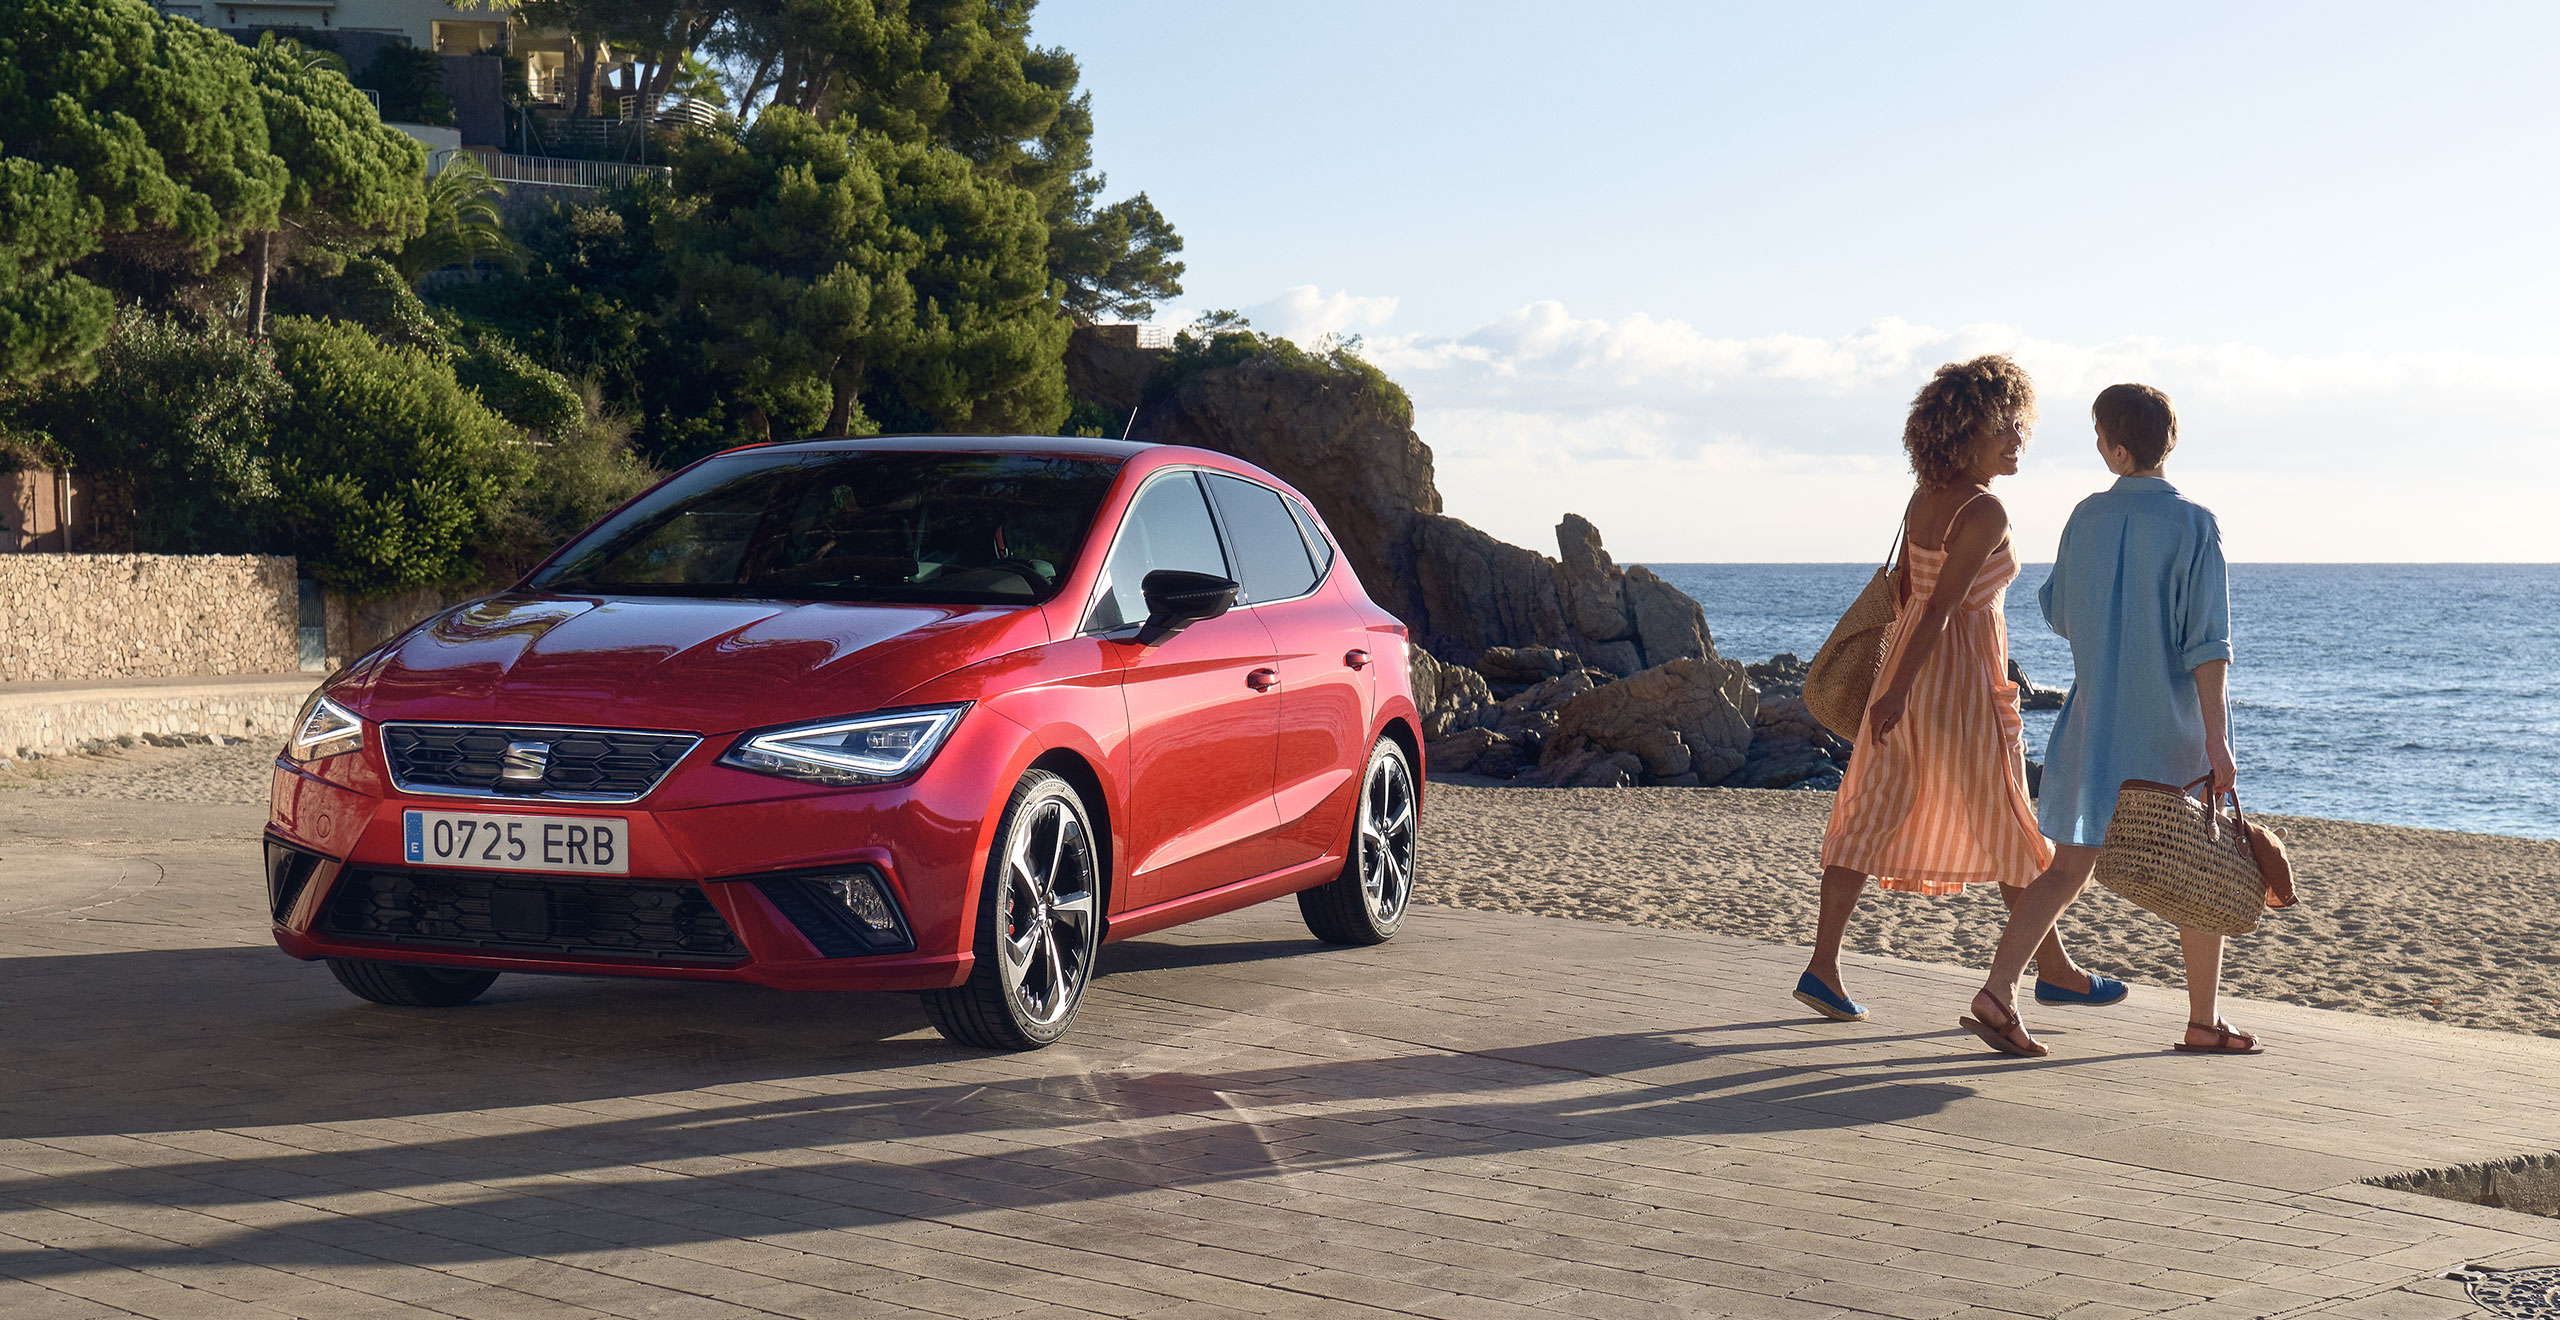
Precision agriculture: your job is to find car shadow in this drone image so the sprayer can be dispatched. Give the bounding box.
[0,941,2155,1280]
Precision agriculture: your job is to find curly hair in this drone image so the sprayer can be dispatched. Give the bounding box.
[1903,355,2038,487]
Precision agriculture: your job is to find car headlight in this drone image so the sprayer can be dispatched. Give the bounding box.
[286,691,365,764]
[720,704,969,787]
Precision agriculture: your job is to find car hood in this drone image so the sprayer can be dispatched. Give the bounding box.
[336,592,1046,734]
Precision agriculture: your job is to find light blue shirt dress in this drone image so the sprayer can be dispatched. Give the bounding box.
[2035,476,2233,847]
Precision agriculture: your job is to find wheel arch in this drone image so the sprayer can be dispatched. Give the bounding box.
[1376,710,1424,808]
[1026,746,1116,925]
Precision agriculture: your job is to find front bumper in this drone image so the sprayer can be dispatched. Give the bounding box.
[266,760,985,993]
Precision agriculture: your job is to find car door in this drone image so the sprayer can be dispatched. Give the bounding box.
[1202,473,1371,871]
[1091,470,1283,910]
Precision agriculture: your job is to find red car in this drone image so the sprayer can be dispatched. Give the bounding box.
[264,437,1423,1049]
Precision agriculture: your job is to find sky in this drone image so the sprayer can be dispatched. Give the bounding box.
[1028,2,2560,562]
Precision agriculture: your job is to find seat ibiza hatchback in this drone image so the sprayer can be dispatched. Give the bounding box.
[265,437,1424,1049]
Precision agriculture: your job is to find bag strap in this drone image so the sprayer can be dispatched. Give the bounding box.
[2178,773,2249,839]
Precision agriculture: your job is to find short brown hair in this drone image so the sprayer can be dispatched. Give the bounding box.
[1903,355,2037,486]
[2091,384,2177,468]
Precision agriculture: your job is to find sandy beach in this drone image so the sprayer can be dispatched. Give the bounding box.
[1423,781,2560,1042]
[12,741,2555,1042]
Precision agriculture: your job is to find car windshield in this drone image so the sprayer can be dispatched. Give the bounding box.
[531,449,1122,604]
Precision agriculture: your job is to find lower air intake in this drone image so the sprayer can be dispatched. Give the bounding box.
[318,867,745,964]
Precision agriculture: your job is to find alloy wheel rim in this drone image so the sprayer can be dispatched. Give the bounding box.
[1358,752,1417,923]
[996,797,1098,1027]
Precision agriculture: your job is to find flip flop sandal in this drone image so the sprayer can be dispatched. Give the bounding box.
[2173,1020,2263,1054]
[1958,994,2044,1057]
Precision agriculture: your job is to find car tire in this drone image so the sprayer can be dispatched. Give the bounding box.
[920,770,1104,1051]
[326,958,500,1007]
[1299,735,1418,946]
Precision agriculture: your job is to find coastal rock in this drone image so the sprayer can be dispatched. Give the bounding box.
[1543,656,1757,787]
[2009,658,2068,711]
[1477,645,1579,691]
[1727,690,1853,790]
[1408,644,1496,737]
[1424,727,1508,776]
[1084,325,1735,679]
[1746,652,1811,697]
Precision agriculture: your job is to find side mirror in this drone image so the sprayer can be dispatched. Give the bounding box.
[1134,569,1238,647]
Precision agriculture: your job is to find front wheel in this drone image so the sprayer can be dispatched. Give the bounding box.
[920,770,1104,1050]
[1299,736,1418,945]
[326,958,498,1007]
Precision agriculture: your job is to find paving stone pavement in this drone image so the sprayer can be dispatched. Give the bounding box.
[3,795,2557,1320]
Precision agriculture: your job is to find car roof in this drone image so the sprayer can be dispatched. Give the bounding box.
[731,434,1155,461]
[717,435,1291,489]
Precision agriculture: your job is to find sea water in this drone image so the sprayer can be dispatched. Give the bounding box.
[1645,564,2560,840]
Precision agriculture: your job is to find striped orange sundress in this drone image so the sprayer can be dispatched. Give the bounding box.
[1818,536,2055,894]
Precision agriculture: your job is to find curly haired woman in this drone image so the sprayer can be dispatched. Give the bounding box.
[1795,356,2122,1024]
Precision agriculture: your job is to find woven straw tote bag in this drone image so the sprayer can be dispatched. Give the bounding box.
[2093,776,2287,936]
[1804,521,1903,739]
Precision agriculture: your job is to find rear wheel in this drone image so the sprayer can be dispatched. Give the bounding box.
[1299,736,1417,945]
[326,958,499,1007]
[920,770,1103,1050]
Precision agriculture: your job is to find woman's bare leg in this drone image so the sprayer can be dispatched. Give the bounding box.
[1973,845,2102,1037]
[1804,865,1867,997]
[1996,882,2090,993]
[2178,927,2245,1046]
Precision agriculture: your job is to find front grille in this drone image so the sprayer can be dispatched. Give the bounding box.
[381,723,699,802]
[318,867,745,964]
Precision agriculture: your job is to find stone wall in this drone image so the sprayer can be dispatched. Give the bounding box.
[0,676,316,762]
[0,555,300,682]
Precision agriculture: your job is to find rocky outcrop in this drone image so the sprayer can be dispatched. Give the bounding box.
[1732,653,1850,791]
[1074,326,1726,678]
[2009,658,2068,711]
[1538,657,1757,788]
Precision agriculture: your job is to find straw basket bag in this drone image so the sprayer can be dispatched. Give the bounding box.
[1804,522,1903,739]
[2093,776,2297,936]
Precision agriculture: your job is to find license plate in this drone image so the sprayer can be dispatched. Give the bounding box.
[403,810,629,875]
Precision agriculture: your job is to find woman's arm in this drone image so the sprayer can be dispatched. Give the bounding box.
[1869,495,2007,744]
[2196,659,2235,794]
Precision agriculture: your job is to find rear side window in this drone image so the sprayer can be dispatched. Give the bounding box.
[1286,497,1335,573]
[1205,474,1319,603]
[1088,473,1230,630]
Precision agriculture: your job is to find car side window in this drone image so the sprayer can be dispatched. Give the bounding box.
[1087,473,1230,630]
[1286,497,1335,574]
[1204,473,1319,604]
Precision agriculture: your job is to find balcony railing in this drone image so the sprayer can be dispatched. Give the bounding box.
[429,148,668,192]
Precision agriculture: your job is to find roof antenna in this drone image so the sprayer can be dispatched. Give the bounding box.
[1119,407,1138,441]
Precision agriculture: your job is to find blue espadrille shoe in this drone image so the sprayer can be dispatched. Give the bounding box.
[2033,972,2129,1006]
[1793,971,1868,1021]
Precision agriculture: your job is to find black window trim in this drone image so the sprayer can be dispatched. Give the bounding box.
[1077,465,1334,636]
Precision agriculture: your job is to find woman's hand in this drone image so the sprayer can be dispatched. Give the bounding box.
[1868,689,1909,744]
[2207,739,2237,796]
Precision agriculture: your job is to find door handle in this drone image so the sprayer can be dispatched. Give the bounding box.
[1344,649,1370,670]
[1246,668,1279,692]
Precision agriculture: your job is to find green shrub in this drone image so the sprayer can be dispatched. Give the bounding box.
[455,334,579,433]
[0,312,288,551]
[275,253,449,355]
[266,316,527,596]
[480,390,662,582]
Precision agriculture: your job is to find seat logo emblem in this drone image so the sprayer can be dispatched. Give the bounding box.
[500,741,550,784]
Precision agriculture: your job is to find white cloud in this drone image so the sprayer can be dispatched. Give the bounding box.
[1236,285,1399,346]
[1370,304,2560,561]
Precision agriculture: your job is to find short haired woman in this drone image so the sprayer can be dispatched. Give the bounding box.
[1962,383,2250,1057]
[1797,356,2121,1022]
